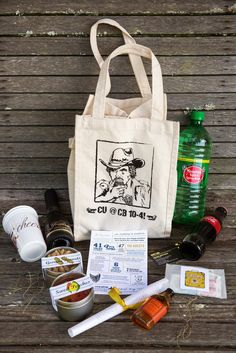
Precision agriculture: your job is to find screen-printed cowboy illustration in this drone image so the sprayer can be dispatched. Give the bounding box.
[95,147,151,207]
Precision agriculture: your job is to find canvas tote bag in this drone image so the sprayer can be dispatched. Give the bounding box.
[68,41,179,241]
[68,19,154,217]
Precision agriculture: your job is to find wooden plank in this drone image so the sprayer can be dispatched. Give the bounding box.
[1,243,236,273]
[1,252,235,277]
[3,261,236,281]
[206,190,236,215]
[1,37,236,56]
[0,173,67,189]
[0,237,234,257]
[0,111,235,126]
[0,158,233,174]
[0,189,234,207]
[1,254,236,276]
[0,188,235,219]
[0,321,236,347]
[0,111,76,126]
[0,240,234,272]
[0,158,68,173]
[212,143,236,157]
[0,143,70,158]
[2,249,236,275]
[0,213,234,246]
[1,0,235,15]
[1,76,236,94]
[0,303,236,323]
[0,173,235,190]
[0,273,235,304]
[1,93,236,110]
[0,126,73,142]
[1,142,235,158]
[0,349,234,353]
[207,174,236,189]
[1,201,234,227]
[0,231,235,254]
[1,239,236,273]
[210,159,236,173]
[0,16,236,36]
[0,268,235,297]
[1,56,235,75]
[0,126,235,143]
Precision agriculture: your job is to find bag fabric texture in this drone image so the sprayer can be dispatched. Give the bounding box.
[68,19,179,241]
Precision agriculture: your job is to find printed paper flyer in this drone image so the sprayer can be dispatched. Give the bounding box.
[87,230,148,295]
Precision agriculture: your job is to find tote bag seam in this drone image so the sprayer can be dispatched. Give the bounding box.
[164,123,179,236]
[164,128,175,236]
[75,118,82,239]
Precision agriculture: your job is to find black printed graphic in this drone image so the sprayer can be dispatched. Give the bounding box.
[90,273,101,283]
[94,140,154,209]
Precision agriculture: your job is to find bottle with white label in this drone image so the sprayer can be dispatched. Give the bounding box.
[173,111,212,224]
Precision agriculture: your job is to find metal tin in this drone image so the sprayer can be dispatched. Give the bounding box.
[43,246,82,287]
[51,271,94,321]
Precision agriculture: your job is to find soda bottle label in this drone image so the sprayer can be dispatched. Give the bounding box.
[178,158,210,187]
[183,165,204,184]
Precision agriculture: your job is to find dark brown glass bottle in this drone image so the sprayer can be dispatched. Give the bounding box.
[179,206,227,260]
[44,189,74,249]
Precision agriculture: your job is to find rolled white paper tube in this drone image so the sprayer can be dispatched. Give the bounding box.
[68,277,169,338]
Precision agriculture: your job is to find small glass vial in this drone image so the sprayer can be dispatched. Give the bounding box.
[131,288,174,330]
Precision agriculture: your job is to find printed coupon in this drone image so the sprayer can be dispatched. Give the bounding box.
[87,230,148,295]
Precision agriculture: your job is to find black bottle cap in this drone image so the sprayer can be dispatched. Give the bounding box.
[165,288,174,297]
[48,236,73,249]
[179,239,206,261]
[214,207,227,222]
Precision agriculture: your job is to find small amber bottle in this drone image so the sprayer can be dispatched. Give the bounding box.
[131,288,174,330]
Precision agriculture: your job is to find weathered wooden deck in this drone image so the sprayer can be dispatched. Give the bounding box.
[0,1,236,352]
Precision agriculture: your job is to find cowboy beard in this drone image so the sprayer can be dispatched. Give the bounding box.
[109,166,131,185]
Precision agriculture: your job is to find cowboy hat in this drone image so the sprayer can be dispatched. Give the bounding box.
[99,148,145,170]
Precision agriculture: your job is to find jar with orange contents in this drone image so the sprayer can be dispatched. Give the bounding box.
[51,271,94,321]
[131,288,174,330]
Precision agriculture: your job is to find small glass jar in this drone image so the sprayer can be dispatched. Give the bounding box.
[43,246,82,287]
[131,288,174,330]
[51,271,94,321]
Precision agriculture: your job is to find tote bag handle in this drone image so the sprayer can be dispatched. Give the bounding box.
[93,44,165,121]
[90,18,151,98]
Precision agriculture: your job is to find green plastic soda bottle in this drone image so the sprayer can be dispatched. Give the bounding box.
[173,111,212,224]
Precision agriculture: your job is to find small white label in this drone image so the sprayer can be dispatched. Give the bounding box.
[41,252,83,270]
[180,266,209,292]
[49,275,94,311]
